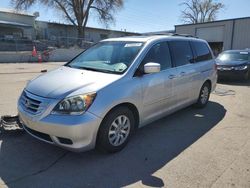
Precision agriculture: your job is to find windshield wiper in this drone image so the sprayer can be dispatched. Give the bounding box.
[76,66,118,74]
[65,64,72,67]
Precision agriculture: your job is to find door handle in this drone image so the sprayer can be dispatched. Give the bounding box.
[168,75,176,79]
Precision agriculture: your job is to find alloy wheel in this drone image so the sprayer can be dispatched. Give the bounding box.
[108,115,131,146]
[201,86,209,104]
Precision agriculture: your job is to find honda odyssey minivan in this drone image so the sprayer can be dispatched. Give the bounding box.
[18,35,217,153]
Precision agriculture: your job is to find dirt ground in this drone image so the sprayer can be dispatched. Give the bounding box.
[0,63,250,188]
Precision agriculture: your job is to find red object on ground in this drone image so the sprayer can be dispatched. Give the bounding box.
[38,54,42,63]
[32,46,37,57]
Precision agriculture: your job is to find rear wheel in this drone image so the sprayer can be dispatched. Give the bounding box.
[96,106,135,153]
[194,82,211,108]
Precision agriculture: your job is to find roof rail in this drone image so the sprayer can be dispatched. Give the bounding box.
[171,33,199,38]
[143,32,173,36]
[143,33,198,38]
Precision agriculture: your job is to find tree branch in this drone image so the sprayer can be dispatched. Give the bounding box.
[54,0,76,25]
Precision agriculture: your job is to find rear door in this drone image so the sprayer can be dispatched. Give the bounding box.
[168,40,196,106]
[190,41,214,98]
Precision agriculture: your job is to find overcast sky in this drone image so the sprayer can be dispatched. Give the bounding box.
[1,0,250,33]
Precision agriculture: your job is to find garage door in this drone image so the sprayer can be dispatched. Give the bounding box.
[196,26,224,42]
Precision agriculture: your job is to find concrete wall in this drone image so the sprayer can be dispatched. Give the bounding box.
[175,18,250,51]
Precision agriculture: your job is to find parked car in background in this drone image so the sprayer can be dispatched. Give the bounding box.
[216,50,250,80]
[18,35,217,153]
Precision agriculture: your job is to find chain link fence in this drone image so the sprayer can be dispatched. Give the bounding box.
[0,37,94,62]
[0,36,94,52]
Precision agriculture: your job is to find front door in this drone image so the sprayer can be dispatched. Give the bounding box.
[138,42,175,123]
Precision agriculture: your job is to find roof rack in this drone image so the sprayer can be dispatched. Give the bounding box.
[171,33,199,38]
[144,33,199,38]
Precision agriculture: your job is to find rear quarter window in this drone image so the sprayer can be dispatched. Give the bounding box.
[192,41,213,62]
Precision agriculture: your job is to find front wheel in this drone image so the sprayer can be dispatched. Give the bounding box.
[194,82,211,108]
[96,107,135,153]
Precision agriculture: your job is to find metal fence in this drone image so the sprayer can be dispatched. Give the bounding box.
[0,36,94,52]
[0,37,94,62]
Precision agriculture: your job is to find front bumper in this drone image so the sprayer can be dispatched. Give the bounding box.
[217,69,249,80]
[18,99,102,152]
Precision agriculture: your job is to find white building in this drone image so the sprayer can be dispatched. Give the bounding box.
[0,8,36,39]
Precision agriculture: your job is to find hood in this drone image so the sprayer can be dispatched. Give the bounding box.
[216,59,249,66]
[26,66,121,99]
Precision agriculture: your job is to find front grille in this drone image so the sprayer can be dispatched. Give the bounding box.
[19,90,50,115]
[20,92,41,113]
[24,125,53,143]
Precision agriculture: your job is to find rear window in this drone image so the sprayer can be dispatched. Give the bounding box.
[192,41,213,62]
[168,41,194,67]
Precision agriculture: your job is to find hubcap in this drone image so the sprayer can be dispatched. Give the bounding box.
[201,86,209,104]
[108,115,130,146]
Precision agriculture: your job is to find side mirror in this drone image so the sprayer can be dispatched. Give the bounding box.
[144,62,161,74]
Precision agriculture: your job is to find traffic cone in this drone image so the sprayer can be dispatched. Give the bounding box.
[38,54,42,63]
[32,46,37,57]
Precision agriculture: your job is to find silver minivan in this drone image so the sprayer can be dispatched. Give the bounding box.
[18,35,217,153]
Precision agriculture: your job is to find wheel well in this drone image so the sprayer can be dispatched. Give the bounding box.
[95,103,140,147]
[103,103,140,129]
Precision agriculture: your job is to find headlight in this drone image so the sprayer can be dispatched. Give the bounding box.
[234,65,248,70]
[51,93,96,115]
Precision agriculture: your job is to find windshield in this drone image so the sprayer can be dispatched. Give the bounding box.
[218,51,249,62]
[67,41,144,74]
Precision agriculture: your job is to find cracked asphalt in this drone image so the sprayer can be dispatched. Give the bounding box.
[0,63,250,188]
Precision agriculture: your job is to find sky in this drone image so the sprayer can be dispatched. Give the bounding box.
[0,0,250,33]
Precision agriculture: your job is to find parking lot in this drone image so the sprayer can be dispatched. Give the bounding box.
[0,62,250,188]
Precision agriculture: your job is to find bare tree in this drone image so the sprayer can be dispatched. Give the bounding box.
[180,0,225,24]
[11,0,124,38]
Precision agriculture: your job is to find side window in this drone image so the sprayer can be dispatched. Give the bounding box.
[142,42,172,71]
[192,41,213,62]
[168,41,194,67]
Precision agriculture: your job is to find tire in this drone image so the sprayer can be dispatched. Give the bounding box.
[96,106,135,153]
[194,82,211,108]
